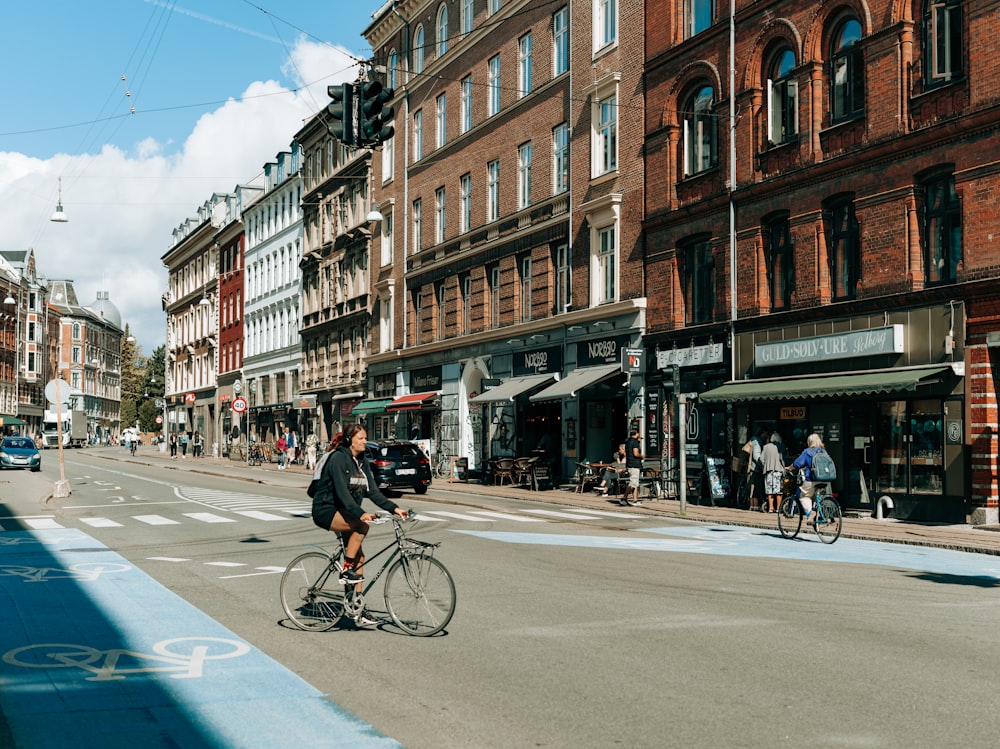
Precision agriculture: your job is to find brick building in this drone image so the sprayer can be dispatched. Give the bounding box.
[643,0,1000,520]
[363,0,646,482]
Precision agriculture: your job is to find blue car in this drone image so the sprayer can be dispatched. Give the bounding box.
[0,436,41,472]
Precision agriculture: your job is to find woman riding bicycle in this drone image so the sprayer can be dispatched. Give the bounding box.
[789,432,826,520]
[310,423,409,602]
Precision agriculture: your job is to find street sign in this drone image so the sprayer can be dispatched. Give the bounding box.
[232,397,248,413]
[155,415,163,424]
[44,379,73,406]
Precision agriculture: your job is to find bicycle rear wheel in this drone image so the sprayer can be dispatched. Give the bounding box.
[735,475,752,510]
[384,554,456,636]
[280,552,346,631]
[814,496,843,544]
[777,495,802,539]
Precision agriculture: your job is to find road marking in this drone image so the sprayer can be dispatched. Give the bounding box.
[218,566,287,579]
[409,513,447,522]
[523,509,623,520]
[422,511,494,522]
[133,515,181,526]
[22,519,64,530]
[234,510,289,521]
[147,557,190,562]
[80,518,123,528]
[204,561,245,567]
[182,513,236,523]
[469,510,545,522]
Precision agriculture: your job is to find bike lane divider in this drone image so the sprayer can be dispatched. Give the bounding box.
[0,528,401,748]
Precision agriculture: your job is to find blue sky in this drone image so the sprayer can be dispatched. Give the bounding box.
[0,0,381,354]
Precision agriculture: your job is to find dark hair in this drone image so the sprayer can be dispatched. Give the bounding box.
[330,422,365,450]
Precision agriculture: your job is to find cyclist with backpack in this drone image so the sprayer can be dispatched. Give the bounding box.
[789,433,835,520]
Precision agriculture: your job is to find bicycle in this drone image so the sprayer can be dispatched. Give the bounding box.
[432,454,453,480]
[247,443,265,466]
[734,472,753,510]
[776,480,843,544]
[280,513,456,636]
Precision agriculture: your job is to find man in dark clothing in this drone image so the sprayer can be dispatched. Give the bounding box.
[624,426,644,506]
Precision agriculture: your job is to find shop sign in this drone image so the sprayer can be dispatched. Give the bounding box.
[295,394,317,409]
[622,348,645,374]
[184,392,196,403]
[657,342,725,370]
[514,346,562,376]
[646,390,660,453]
[578,336,627,367]
[373,373,395,398]
[780,407,806,420]
[411,366,442,391]
[756,325,903,367]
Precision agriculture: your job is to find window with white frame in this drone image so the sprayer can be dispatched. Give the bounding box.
[520,255,532,322]
[461,75,473,133]
[554,243,571,313]
[594,92,618,176]
[382,126,394,181]
[437,4,449,56]
[767,47,798,146]
[683,84,717,176]
[388,49,398,89]
[924,0,963,85]
[489,0,502,15]
[413,109,423,161]
[436,93,447,148]
[462,0,474,35]
[412,198,422,254]
[518,142,532,209]
[435,187,446,244]
[437,282,447,339]
[488,55,501,116]
[487,160,501,222]
[595,0,617,52]
[553,7,569,76]
[489,265,501,328]
[413,25,425,74]
[597,225,616,303]
[553,122,569,193]
[414,290,423,345]
[460,173,472,233]
[461,274,472,335]
[519,33,533,97]
[684,0,714,38]
[830,17,864,122]
[381,210,393,266]
[585,194,621,305]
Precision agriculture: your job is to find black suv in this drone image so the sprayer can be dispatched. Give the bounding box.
[366,440,432,494]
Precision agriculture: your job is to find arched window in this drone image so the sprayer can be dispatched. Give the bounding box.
[413,25,425,74]
[767,47,798,145]
[437,4,449,56]
[683,84,717,176]
[830,18,864,122]
[388,49,398,90]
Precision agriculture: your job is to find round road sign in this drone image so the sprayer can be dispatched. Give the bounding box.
[232,397,248,413]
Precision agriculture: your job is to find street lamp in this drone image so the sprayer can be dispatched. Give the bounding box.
[3,289,20,430]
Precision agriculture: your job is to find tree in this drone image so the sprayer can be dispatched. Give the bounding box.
[119,325,144,431]
[138,345,166,433]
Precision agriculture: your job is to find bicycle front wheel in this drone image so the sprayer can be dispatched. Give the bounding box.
[384,554,456,637]
[735,476,752,510]
[814,496,843,544]
[280,552,346,631]
[777,495,802,539]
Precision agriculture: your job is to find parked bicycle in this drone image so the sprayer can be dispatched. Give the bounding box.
[280,512,456,636]
[247,443,265,466]
[776,477,843,544]
[432,453,453,480]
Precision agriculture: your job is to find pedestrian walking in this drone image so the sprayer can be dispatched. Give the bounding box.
[284,427,296,466]
[305,432,318,470]
[624,426,644,506]
[169,433,177,459]
[276,433,287,469]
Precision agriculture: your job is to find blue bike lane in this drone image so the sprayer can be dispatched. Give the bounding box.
[0,527,400,749]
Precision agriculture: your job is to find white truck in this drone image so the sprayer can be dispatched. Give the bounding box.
[42,408,88,448]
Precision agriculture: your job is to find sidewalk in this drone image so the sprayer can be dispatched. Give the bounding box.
[82,446,1000,556]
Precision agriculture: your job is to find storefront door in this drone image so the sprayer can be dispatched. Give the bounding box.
[877,399,945,498]
[846,405,875,509]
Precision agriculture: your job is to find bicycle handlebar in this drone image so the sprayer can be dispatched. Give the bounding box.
[370,511,416,525]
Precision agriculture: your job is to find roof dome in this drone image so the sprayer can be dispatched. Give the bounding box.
[88,290,122,328]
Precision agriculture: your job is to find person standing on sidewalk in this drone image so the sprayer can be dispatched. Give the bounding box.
[305,432,318,470]
[760,432,784,513]
[276,432,287,470]
[284,427,296,466]
[623,426,644,506]
[169,432,177,459]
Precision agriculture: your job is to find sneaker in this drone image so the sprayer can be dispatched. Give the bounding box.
[354,611,378,627]
[338,567,364,585]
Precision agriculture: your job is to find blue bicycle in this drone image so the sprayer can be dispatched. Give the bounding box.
[777,480,843,544]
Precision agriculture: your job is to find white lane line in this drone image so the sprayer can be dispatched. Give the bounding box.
[80,517,124,528]
[422,511,494,522]
[219,566,287,579]
[147,557,190,562]
[183,512,237,523]
[410,513,447,522]
[133,515,182,526]
[559,508,645,518]
[205,561,246,567]
[469,511,545,522]
[522,509,611,519]
[234,510,290,521]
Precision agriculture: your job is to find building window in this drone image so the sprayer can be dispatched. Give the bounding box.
[437,282,447,339]
[767,48,798,146]
[489,265,501,328]
[684,0,714,38]
[594,93,618,176]
[764,213,793,311]
[554,243,571,314]
[437,4,449,56]
[520,255,533,322]
[461,75,473,133]
[824,195,860,300]
[461,274,472,335]
[414,290,423,345]
[683,84,717,176]
[487,160,501,222]
[831,18,864,123]
[519,33,533,97]
[553,123,569,194]
[553,7,569,76]
[388,49,398,89]
[435,187,446,244]
[924,0,963,85]
[461,0,474,35]
[436,93,447,148]
[488,55,501,116]
[923,173,962,285]
[413,25,425,74]
[682,239,715,324]
[595,0,617,51]
[460,173,472,233]
[381,210,393,267]
[381,128,394,182]
[518,142,532,209]
[412,198,422,254]
[413,109,423,161]
[489,0,502,15]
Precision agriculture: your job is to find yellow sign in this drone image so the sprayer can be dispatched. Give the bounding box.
[780,407,806,420]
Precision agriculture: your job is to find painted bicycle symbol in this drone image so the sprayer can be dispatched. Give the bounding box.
[0,562,131,583]
[3,637,251,681]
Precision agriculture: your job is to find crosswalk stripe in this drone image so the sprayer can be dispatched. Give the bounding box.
[183,512,237,523]
[80,517,124,528]
[422,511,494,522]
[410,513,447,522]
[469,510,545,522]
[522,509,608,520]
[205,561,246,567]
[234,510,290,521]
[133,515,181,526]
[23,518,64,529]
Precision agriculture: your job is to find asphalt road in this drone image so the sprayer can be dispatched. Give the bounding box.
[2,452,999,748]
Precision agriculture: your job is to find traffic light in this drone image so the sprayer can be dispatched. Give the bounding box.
[326,83,355,146]
[357,80,395,147]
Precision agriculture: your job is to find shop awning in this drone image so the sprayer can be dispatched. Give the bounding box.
[0,416,28,427]
[352,398,394,415]
[698,366,955,404]
[469,374,555,403]
[529,364,623,402]
[386,391,439,412]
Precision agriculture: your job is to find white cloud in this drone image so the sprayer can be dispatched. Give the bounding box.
[0,38,357,357]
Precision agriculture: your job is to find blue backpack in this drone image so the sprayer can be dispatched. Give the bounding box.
[811,449,837,482]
